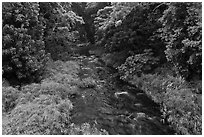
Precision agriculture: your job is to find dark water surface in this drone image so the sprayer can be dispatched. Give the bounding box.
[70,55,175,135]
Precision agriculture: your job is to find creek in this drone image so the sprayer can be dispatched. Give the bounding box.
[70,54,175,135]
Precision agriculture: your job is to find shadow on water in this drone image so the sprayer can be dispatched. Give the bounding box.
[70,55,175,135]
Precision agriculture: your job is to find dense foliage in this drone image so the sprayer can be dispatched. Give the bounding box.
[70,2,110,43]
[2,2,48,85]
[2,2,84,85]
[118,49,160,80]
[94,2,137,43]
[94,2,202,135]
[159,3,202,80]
[40,2,84,60]
[2,2,202,135]
[4,95,73,135]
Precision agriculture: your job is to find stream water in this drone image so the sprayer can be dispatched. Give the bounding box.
[70,55,175,135]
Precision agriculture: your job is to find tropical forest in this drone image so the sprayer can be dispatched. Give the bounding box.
[2,2,202,135]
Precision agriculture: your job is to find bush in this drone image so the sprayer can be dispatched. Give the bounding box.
[50,73,80,86]
[2,87,20,112]
[129,73,202,135]
[3,95,73,135]
[18,80,79,105]
[69,123,108,135]
[164,85,201,134]
[45,60,80,78]
[44,60,81,87]
[2,82,107,135]
[2,78,10,87]
[118,49,159,80]
[77,77,97,89]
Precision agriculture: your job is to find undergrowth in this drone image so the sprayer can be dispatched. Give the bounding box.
[2,87,20,113]
[125,68,202,135]
[2,59,108,135]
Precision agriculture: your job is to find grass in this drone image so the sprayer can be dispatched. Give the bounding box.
[127,72,202,135]
[2,58,108,135]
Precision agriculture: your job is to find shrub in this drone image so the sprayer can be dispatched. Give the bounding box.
[69,123,108,135]
[129,73,202,135]
[2,78,10,87]
[48,73,80,87]
[44,60,81,87]
[3,95,73,135]
[39,81,75,99]
[118,49,159,80]
[45,60,80,78]
[164,86,201,134]
[78,77,97,89]
[2,87,20,112]
[18,80,79,105]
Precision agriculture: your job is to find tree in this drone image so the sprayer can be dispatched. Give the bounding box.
[2,2,48,85]
[159,2,202,80]
[95,3,168,76]
[71,2,110,44]
[94,2,138,44]
[39,2,84,60]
